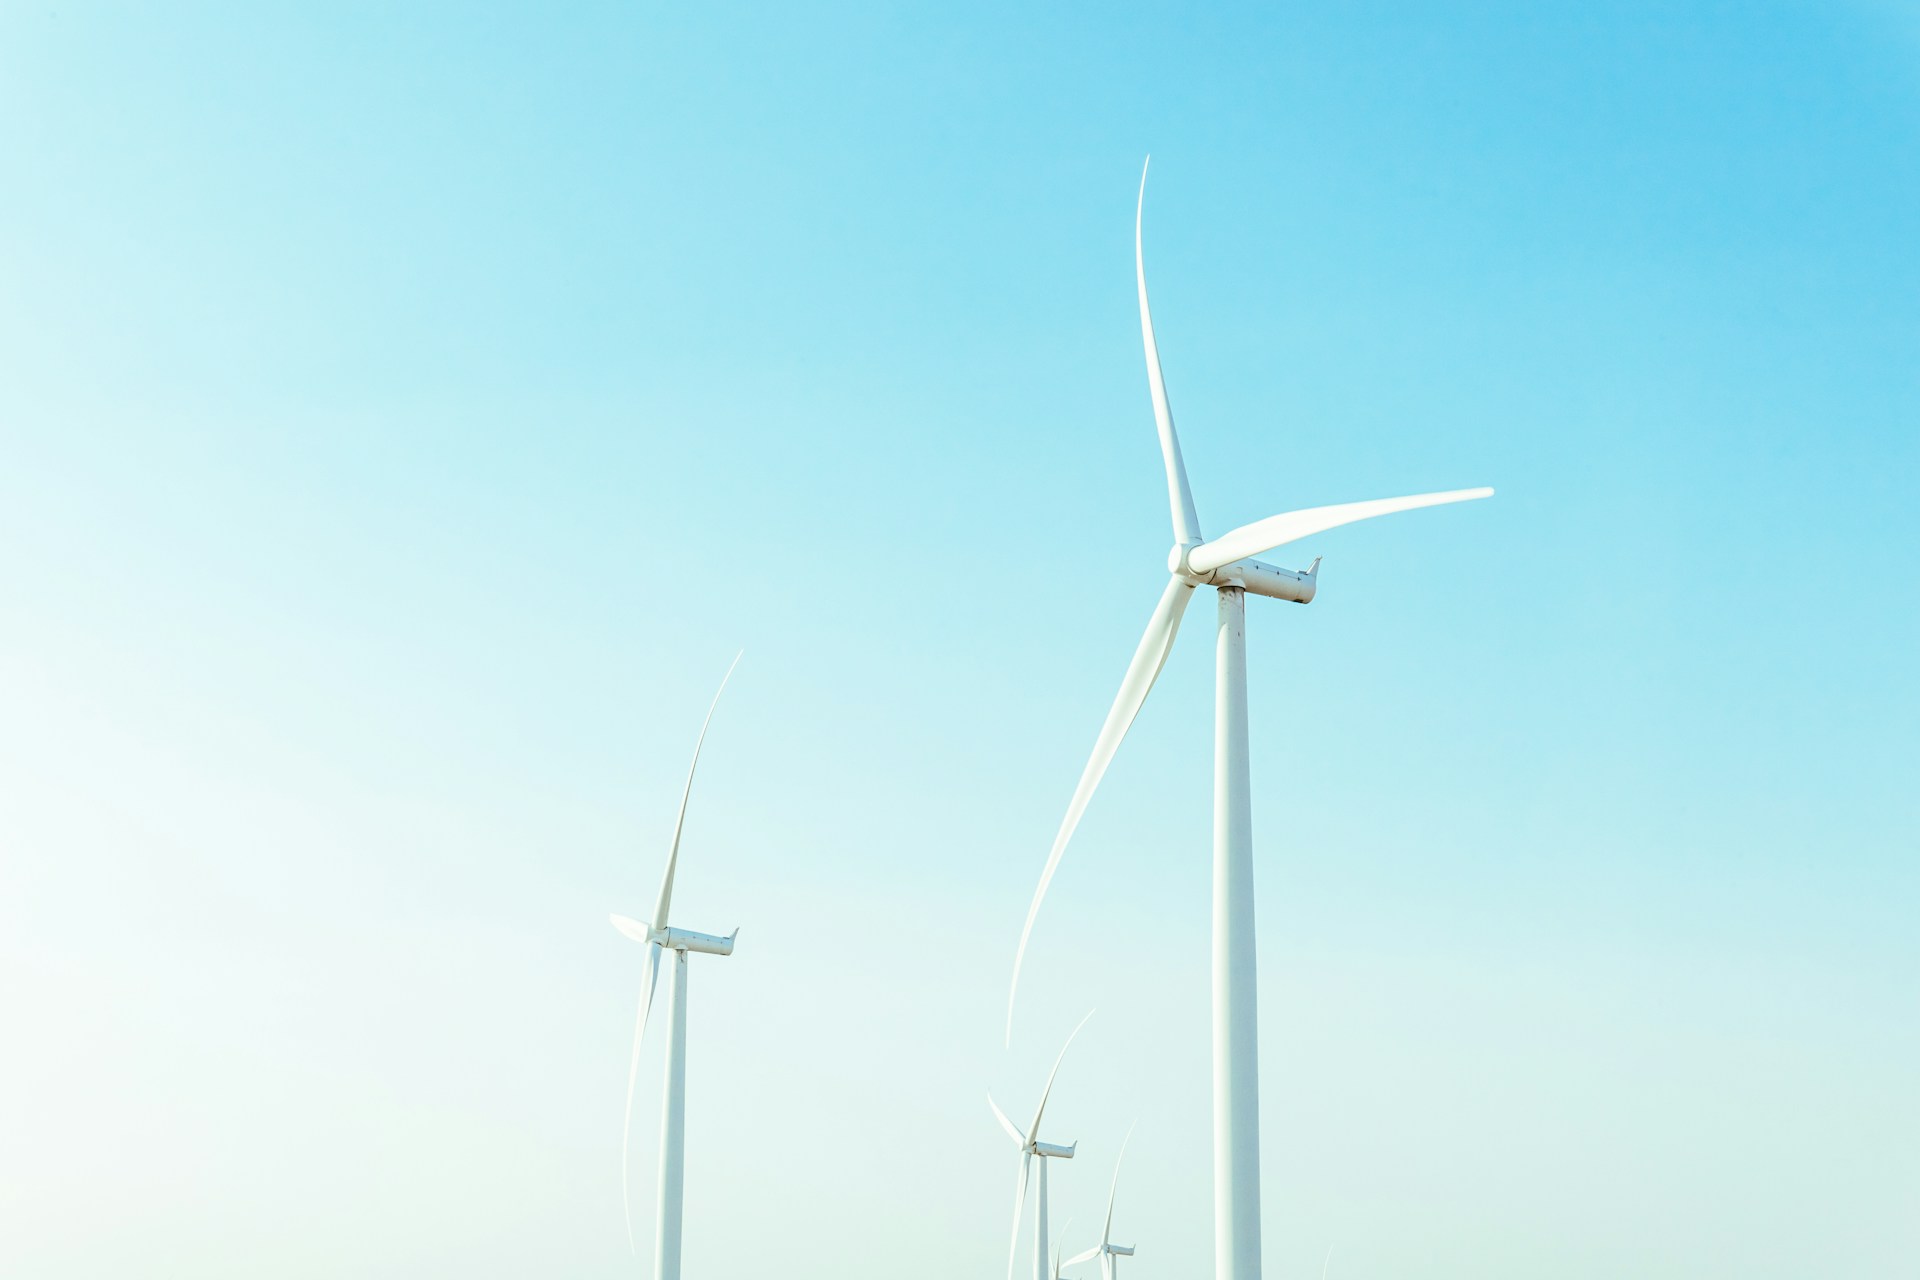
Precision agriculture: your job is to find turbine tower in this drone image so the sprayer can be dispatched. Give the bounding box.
[1008,162,1492,1280]
[611,654,742,1280]
[1065,1131,1136,1280]
[990,1012,1093,1280]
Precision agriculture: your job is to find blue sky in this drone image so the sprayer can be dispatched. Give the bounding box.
[2,3,1915,1277]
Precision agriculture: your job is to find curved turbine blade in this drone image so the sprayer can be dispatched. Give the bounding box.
[1186,488,1494,577]
[1102,1123,1135,1245]
[618,940,664,1254]
[1007,1150,1034,1280]
[651,651,743,929]
[1007,578,1194,1044]
[609,913,651,945]
[988,1093,1024,1146]
[1053,1216,1074,1280]
[1321,1245,1333,1280]
[1137,157,1202,550]
[1066,1246,1103,1266]
[1026,1009,1095,1143]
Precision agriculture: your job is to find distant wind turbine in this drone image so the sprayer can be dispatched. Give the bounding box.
[990,1011,1093,1280]
[1065,1128,1136,1280]
[610,654,742,1280]
[1051,1217,1075,1280]
[1007,160,1492,1280]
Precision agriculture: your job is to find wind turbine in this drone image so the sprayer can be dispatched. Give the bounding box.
[610,654,742,1280]
[1065,1130,1136,1280]
[1007,160,1493,1280]
[990,1011,1093,1280]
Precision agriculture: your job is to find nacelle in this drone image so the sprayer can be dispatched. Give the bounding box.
[662,925,737,956]
[1033,1140,1076,1159]
[1198,555,1316,604]
[1110,1245,1135,1257]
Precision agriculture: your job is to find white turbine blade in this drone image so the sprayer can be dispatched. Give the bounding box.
[988,1093,1024,1146]
[1006,1151,1033,1280]
[1066,1246,1103,1266]
[609,913,651,945]
[619,940,664,1254]
[1007,577,1194,1044]
[1026,1009,1095,1143]
[1102,1123,1135,1244]
[1137,157,1202,550]
[651,651,743,929]
[1185,487,1493,577]
[1321,1245,1333,1280]
[1053,1217,1074,1280]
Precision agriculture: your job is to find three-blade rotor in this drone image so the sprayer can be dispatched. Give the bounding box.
[991,1011,1092,1280]
[1051,1216,1074,1280]
[611,651,741,1255]
[1065,1123,1136,1277]
[1005,161,1493,1045]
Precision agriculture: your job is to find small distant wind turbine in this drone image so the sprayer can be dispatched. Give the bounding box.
[610,654,742,1280]
[1050,1217,1075,1280]
[1065,1129,1136,1280]
[1008,160,1492,1280]
[990,1012,1093,1280]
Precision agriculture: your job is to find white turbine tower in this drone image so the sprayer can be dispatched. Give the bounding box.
[990,1012,1093,1280]
[611,654,742,1280]
[1007,161,1493,1280]
[1065,1131,1136,1280]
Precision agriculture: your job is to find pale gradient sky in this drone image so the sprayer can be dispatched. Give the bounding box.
[2,3,1916,1277]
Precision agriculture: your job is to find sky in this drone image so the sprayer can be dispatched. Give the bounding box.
[1,2,1916,1276]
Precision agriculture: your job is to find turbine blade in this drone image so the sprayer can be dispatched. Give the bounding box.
[651,651,743,929]
[619,940,664,1254]
[1007,1151,1033,1280]
[1066,1246,1103,1266]
[609,913,652,945]
[1185,487,1493,577]
[1053,1217,1074,1280]
[1321,1245,1333,1280]
[1103,1123,1135,1245]
[1007,577,1194,1044]
[988,1093,1024,1145]
[1026,1009,1095,1143]
[1137,157,1202,550]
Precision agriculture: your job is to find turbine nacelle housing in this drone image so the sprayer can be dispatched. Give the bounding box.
[661,925,737,956]
[610,914,738,956]
[1171,543,1318,604]
[1032,1139,1077,1159]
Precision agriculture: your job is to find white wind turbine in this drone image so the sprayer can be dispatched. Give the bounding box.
[1007,161,1493,1280]
[1052,1220,1082,1280]
[610,654,742,1280]
[1065,1130,1136,1280]
[990,1012,1094,1280]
